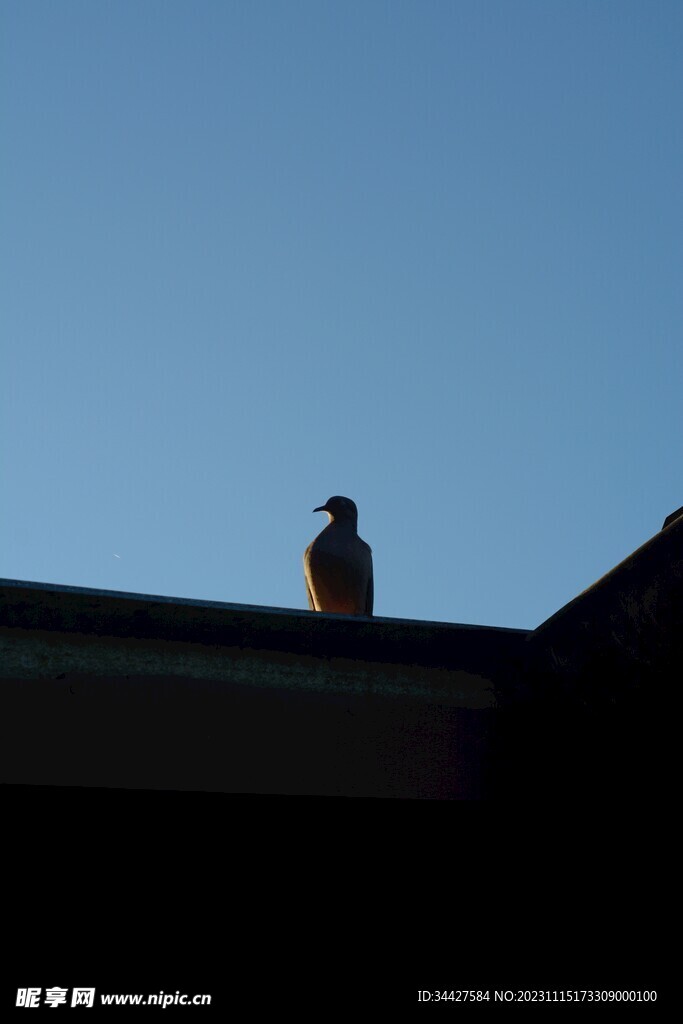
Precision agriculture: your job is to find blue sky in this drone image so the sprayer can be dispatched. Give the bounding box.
[2,0,681,629]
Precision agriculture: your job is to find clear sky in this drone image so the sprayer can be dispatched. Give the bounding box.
[2,0,681,630]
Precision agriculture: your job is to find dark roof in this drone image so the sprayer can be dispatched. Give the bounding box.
[0,577,528,677]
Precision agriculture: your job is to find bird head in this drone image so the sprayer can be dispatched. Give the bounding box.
[313,495,358,524]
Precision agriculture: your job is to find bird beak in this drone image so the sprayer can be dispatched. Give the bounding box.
[313,505,327,513]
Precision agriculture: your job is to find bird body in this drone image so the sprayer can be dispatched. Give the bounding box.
[304,496,373,616]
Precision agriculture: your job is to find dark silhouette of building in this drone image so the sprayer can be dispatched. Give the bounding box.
[1,512,679,799]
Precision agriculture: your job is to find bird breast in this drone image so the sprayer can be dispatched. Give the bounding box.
[304,526,372,615]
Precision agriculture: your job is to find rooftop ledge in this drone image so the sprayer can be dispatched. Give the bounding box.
[0,578,528,799]
[2,509,677,800]
[0,577,528,707]
[0,578,530,798]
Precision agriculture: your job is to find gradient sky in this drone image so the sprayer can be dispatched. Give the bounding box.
[2,0,681,630]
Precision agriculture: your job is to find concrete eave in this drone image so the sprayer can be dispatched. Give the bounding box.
[0,579,529,798]
[0,577,528,683]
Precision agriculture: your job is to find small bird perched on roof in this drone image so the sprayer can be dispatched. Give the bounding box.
[304,496,373,615]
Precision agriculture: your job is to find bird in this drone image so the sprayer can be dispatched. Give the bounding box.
[303,496,373,616]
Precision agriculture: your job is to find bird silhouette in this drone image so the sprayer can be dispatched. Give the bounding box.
[303,496,373,615]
